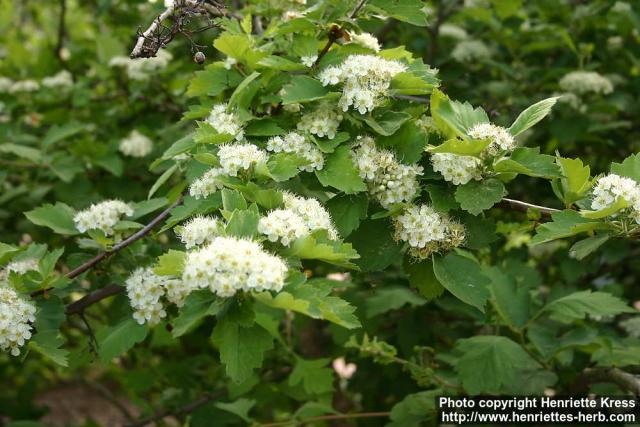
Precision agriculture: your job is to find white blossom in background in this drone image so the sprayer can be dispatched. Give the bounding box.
[258,209,310,246]
[607,36,624,50]
[206,103,244,140]
[119,130,153,158]
[591,174,640,223]
[189,168,225,199]
[42,70,73,90]
[217,143,268,176]
[73,200,134,235]
[349,32,381,52]
[451,40,491,63]
[224,57,237,70]
[283,10,304,20]
[352,136,423,208]
[559,71,613,96]
[0,259,39,280]
[394,204,466,259]
[0,286,36,356]
[620,317,640,338]
[182,237,288,297]
[283,192,339,239]
[0,77,13,93]
[611,1,632,13]
[266,132,324,172]
[9,80,40,94]
[109,49,172,81]
[176,216,219,248]
[301,55,317,67]
[318,55,406,114]
[439,24,468,40]
[556,92,582,110]
[431,153,482,185]
[297,104,343,139]
[468,122,516,155]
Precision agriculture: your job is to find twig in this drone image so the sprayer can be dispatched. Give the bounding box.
[130,5,176,58]
[500,197,560,218]
[65,284,124,315]
[259,411,391,427]
[55,0,67,61]
[580,368,640,396]
[393,94,430,103]
[125,391,225,427]
[350,0,369,19]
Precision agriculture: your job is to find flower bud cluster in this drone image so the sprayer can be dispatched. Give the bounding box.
[296,104,343,139]
[258,209,309,245]
[206,103,244,140]
[266,132,324,172]
[73,200,134,235]
[0,286,36,356]
[119,130,153,158]
[176,216,220,248]
[591,173,640,223]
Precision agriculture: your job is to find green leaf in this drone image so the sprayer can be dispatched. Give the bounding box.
[131,198,167,220]
[379,122,428,164]
[213,33,265,66]
[148,164,178,199]
[154,250,186,276]
[425,183,459,212]
[285,231,359,269]
[257,55,307,71]
[97,317,148,363]
[429,137,491,156]
[430,89,489,138]
[222,189,248,212]
[315,145,366,194]
[172,290,223,337]
[24,203,78,235]
[194,122,235,145]
[225,206,260,238]
[388,391,440,427]
[454,179,506,215]
[29,298,68,366]
[390,71,435,95]
[240,183,283,210]
[266,153,306,182]
[569,234,610,260]
[228,71,261,109]
[348,219,403,272]
[365,286,426,318]
[433,253,491,312]
[540,291,634,323]
[611,153,640,182]
[281,76,328,104]
[508,97,559,136]
[404,258,444,301]
[289,358,334,395]
[557,156,591,204]
[485,267,529,329]
[211,317,274,383]
[187,64,242,97]
[326,194,368,237]
[368,0,429,26]
[244,119,285,136]
[162,134,196,159]
[0,143,42,162]
[215,398,256,423]
[363,111,411,136]
[531,210,611,245]
[494,147,561,178]
[455,336,548,394]
[42,122,87,149]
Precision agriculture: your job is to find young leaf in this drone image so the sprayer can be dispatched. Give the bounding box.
[557,156,591,204]
[284,231,360,269]
[494,147,561,178]
[508,97,558,136]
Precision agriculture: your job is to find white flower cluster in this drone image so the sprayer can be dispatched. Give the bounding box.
[8,79,40,94]
[591,174,640,223]
[189,168,225,199]
[349,32,381,52]
[431,153,482,185]
[283,192,339,239]
[266,132,324,172]
[467,122,516,155]
[301,55,318,67]
[352,137,423,208]
[176,216,219,248]
[0,77,12,93]
[0,259,39,280]
[439,24,468,40]
[318,55,406,114]
[394,204,465,259]
[73,200,134,235]
[119,130,153,158]
[559,71,614,96]
[258,209,309,245]
[218,143,268,176]
[126,267,190,325]
[109,49,172,81]
[0,286,36,356]
[206,103,244,140]
[296,104,343,139]
[182,237,288,297]
[451,40,491,63]
[42,70,73,89]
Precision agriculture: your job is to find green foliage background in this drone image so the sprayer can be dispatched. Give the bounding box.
[1,0,640,426]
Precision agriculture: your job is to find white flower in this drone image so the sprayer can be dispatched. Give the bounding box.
[109,50,172,81]
[318,55,406,114]
[266,132,324,172]
[189,168,225,199]
[182,237,288,297]
[394,204,465,259]
[0,77,13,93]
[42,70,73,89]
[258,209,310,245]
[557,92,582,110]
[451,40,491,63]
[126,267,189,325]
[9,80,40,94]
[1,259,39,279]
[612,1,632,13]
[176,216,219,248]
[301,55,318,67]
[217,143,268,176]
[283,10,304,20]
[73,200,134,235]
[206,103,244,141]
[283,192,339,239]
[352,136,423,208]
[439,24,468,40]
[0,286,36,356]
[224,57,237,70]
[431,153,482,185]
[119,130,153,157]
[559,71,614,96]
[467,122,516,155]
[297,104,343,139]
[591,174,640,223]
[349,32,381,52]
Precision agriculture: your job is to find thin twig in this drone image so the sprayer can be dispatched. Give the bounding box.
[65,284,124,315]
[259,411,391,427]
[580,368,640,396]
[500,197,560,218]
[350,0,369,19]
[125,391,225,427]
[130,5,176,58]
[55,0,67,61]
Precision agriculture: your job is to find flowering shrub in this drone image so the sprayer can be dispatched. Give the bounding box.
[2,0,640,425]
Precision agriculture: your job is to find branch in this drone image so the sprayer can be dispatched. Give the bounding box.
[65,284,124,315]
[131,5,176,58]
[125,391,225,427]
[500,197,560,218]
[55,0,67,61]
[580,368,640,396]
[258,411,391,427]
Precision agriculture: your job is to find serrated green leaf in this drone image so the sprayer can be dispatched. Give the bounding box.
[348,219,403,272]
[24,203,79,235]
[172,290,223,337]
[494,147,561,178]
[388,391,440,427]
[281,76,328,104]
[569,234,610,260]
[187,64,242,97]
[403,258,444,301]
[154,250,186,276]
[368,0,429,26]
[365,286,426,318]
[433,253,491,312]
[485,267,529,329]
[289,358,334,395]
[285,231,359,269]
[315,145,366,194]
[215,398,256,423]
[455,178,506,215]
[508,97,558,136]
[225,206,260,238]
[325,194,368,238]
[429,137,491,156]
[97,317,148,363]
[363,111,411,136]
[541,291,634,323]
[531,210,611,245]
[430,89,489,138]
[557,156,591,204]
[611,153,640,182]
